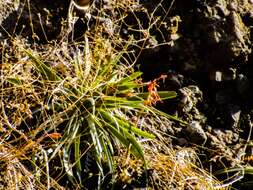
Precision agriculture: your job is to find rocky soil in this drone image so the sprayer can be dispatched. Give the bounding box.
[2,0,253,189]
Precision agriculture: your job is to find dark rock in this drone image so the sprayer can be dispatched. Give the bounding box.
[215,88,235,105]
[228,104,241,130]
[178,86,202,113]
[183,121,207,145]
[236,73,250,94]
[177,137,188,146]
[222,68,237,81]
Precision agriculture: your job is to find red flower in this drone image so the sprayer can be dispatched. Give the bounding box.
[145,75,167,106]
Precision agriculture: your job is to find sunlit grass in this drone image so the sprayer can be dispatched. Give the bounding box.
[0,32,178,188]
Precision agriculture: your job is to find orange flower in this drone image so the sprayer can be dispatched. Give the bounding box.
[45,132,62,140]
[145,74,167,106]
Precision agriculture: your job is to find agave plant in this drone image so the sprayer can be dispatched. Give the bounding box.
[1,35,178,188]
